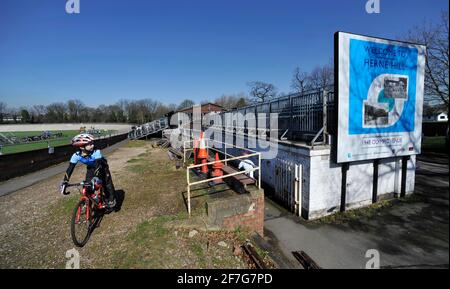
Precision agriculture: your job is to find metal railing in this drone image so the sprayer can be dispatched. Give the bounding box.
[184,137,261,216]
[128,117,169,139]
[202,87,335,144]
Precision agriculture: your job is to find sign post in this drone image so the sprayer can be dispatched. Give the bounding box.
[335,32,426,163]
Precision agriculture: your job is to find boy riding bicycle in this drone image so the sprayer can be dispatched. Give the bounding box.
[60,133,117,210]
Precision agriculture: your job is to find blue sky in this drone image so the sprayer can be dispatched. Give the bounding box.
[0,0,448,108]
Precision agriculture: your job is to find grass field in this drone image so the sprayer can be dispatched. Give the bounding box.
[0,130,117,154]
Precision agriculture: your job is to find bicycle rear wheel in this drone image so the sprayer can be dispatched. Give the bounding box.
[71,200,93,247]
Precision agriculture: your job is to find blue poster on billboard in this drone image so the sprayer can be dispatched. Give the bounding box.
[336,32,426,163]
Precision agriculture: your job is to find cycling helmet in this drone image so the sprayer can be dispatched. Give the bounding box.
[71,133,95,147]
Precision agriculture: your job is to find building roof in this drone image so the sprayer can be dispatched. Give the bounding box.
[176,103,224,114]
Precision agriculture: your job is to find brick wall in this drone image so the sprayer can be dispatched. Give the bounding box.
[207,188,264,237]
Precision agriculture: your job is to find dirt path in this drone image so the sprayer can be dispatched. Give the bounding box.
[0,142,147,268]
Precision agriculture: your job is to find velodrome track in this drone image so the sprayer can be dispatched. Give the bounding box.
[0,123,133,134]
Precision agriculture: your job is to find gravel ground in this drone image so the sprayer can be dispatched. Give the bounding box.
[0,142,147,268]
[0,141,251,269]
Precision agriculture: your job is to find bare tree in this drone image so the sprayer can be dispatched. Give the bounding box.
[215,94,232,109]
[67,99,85,122]
[308,62,334,90]
[30,105,47,123]
[178,99,195,110]
[154,103,172,119]
[92,105,108,122]
[136,100,149,124]
[167,103,178,112]
[45,103,67,123]
[125,101,140,124]
[149,100,167,120]
[247,81,277,103]
[78,106,95,123]
[215,93,249,109]
[404,11,449,107]
[125,99,164,124]
[117,99,130,122]
[235,96,248,108]
[0,102,6,123]
[291,67,311,94]
[143,99,161,121]
[19,108,30,123]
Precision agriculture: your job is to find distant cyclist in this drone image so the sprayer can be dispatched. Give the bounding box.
[60,133,116,210]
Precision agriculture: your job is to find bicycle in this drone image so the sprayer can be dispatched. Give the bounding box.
[62,178,106,247]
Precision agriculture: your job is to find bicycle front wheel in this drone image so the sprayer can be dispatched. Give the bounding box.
[71,200,93,247]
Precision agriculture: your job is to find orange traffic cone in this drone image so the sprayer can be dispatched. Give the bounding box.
[197,132,209,174]
[200,159,209,174]
[211,153,224,184]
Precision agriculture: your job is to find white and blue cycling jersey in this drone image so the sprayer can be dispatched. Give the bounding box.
[69,149,103,167]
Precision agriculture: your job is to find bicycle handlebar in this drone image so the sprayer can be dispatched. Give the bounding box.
[66,182,92,188]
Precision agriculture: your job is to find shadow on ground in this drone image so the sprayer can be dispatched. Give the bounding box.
[114,189,126,212]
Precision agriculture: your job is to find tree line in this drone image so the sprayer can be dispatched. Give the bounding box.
[0,99,194,125]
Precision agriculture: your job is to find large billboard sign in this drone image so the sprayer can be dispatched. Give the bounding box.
[335,32,426,163]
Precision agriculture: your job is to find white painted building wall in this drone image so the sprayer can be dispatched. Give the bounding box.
[260,141,416,220]
[307,149,415,219]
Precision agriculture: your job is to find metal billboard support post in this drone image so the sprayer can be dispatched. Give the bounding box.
[400,156,410,198]
[340,162,349,212]
[372,159,379,203]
